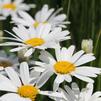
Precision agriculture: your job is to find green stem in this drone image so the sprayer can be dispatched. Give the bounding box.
[67,0,71,20]
[94,30,101,54]
[0,21,3,30]
[91,0,95,39]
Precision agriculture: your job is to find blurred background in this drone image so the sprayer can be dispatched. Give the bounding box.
[0,0,101,100]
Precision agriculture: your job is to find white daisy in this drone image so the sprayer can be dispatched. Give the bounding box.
[12,4,70,29]
[0,50,19,71]
[0,62,63,101]
[0,24,70,57]
[52,83,101,101]
[34,45,101,91]
[0,0,35,18]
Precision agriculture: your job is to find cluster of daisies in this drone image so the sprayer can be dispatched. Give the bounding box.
[0,0,101,101]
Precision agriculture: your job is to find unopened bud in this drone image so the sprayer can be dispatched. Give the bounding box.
[81,39,93,53]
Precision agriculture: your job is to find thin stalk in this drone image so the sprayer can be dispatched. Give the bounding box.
[94,30,101,54]
[67,0,71,20]
[91,0,95,39]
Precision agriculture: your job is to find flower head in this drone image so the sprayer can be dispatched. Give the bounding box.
[0,24,70,57]
[0,0,35,18]
[34,45,101,91]
[0,62,63,101]
[12,4,70,29]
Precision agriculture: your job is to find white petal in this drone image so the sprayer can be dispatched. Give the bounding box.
[64,75,72,82]
[64,85,76,100]
[53,75,64,91]
[10,47,26,52]
[52,14,66,21]
[12,25,29,40]
[71,82,80,95]
[36,68,53,88]
[20,62,30,85]
[75,67,99,77]
[40,24,51,38]
[71,50,84,63]
[32,61,47,68]
[55,46,61,61]
[75,53,96,66]
[90,92,101,101]
[0,74,17,92]
[24,48,35,57]
[39,50,56,64]
[48,8,63,21]
[18,11,34,24]
[72,73,94,83]
[0,42,25,46]
[38,5,49,22]
[32,66,45,72]
[84,83,93,101]
[61,45,75,61]
[76,66,101,75]
[30,69,40,78]
[5,67,21,87]
[0,93,31,101]
[39,91,63,98]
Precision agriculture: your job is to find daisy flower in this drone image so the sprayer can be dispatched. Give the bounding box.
[0,50,19,71]
[52,83,101,101]
[34,45,101,91]
[0,0,35,18]
[12,4,70,29]
[0,24,70,57]
[0,62,63,101]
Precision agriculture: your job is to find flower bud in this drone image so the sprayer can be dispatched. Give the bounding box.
[81,39,93,53]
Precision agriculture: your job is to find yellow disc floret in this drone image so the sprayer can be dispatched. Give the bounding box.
[24,38,45,47]
[17,85,39,101]
[33,21,48,28]
[33,21,39,28]
[54,61,75,74]
[2,3,16,10]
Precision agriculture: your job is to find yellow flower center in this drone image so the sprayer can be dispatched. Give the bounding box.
[54,61,75,74]
[17,85,39,101]
[24,38,45,47]
[0,60,13,68]
[33,21,48,28]
[2,3,16,10]
[33,21,39,28]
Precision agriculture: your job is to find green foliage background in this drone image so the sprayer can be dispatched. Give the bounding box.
[0,0,101,100]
